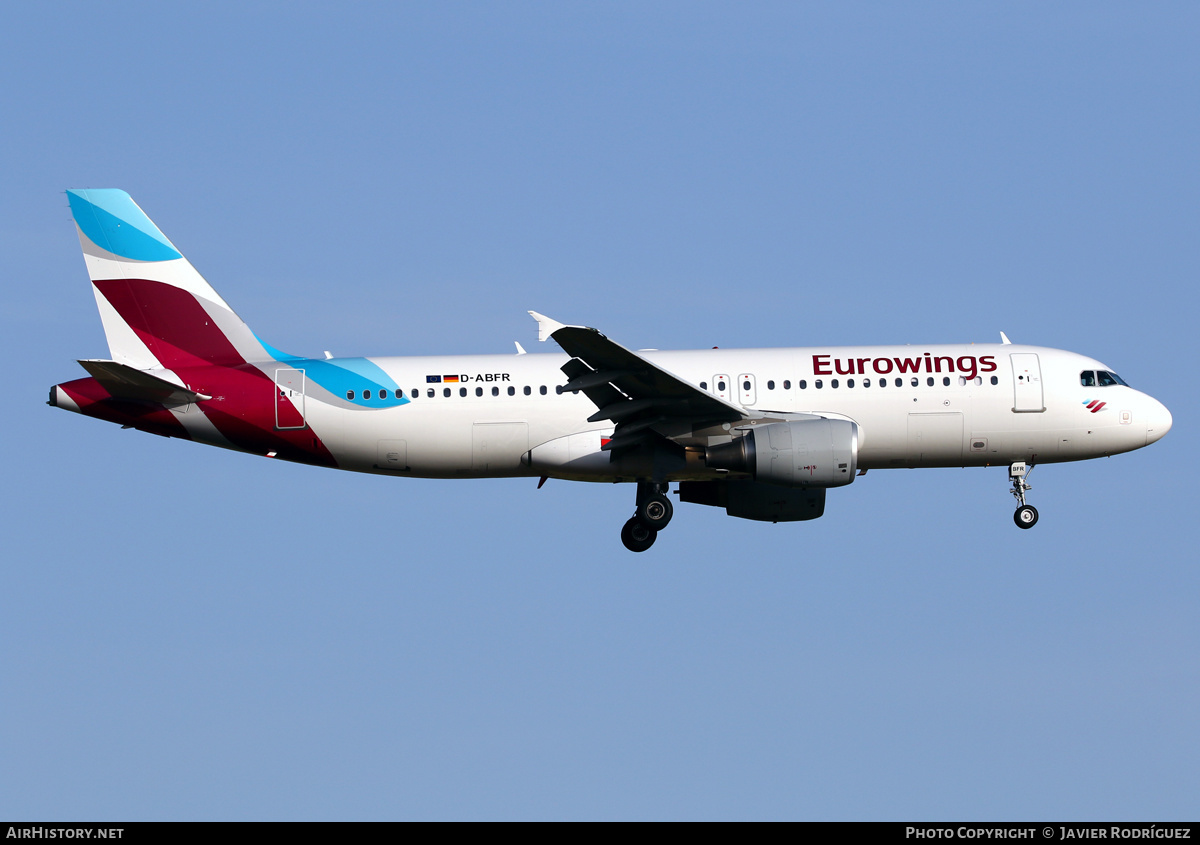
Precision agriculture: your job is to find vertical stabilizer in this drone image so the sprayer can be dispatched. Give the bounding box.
[67,189,274,369]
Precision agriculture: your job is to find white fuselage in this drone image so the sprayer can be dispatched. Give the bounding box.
[278,342,1170,480]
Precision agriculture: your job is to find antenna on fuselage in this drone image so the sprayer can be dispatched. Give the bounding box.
[999,332,1012,345]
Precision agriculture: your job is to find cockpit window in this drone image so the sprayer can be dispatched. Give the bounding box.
[1080,371,1096,387]
[1097,370,1128,387]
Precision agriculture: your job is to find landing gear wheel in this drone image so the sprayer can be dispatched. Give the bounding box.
[637,493,673,531]
[621,517,658,552]
[1008,462,1039,529]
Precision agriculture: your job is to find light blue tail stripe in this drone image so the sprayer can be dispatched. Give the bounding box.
[67,189,182,262]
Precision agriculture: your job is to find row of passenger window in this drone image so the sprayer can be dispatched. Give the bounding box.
[701,376,1001,391]
[348,385,558,401]
[348,373,1004,401]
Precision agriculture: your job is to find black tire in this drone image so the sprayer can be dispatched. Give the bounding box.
[621,516,658,552]
[1014,505,1039,529]
[637,493,674,531]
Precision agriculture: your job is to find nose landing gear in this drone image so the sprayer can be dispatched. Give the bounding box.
[1009,462,1038,529]
[620,482,674,552]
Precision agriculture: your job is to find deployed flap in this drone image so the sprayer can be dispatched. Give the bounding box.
[78,359,211,406]
[529,313,748,433]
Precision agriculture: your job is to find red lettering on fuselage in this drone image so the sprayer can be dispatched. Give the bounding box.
[812,353,996,380]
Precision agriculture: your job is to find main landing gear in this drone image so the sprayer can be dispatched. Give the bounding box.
[620,482,674,552]
[1009,462,1038,529]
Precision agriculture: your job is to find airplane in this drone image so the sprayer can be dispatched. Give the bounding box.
[50,189,1173,552]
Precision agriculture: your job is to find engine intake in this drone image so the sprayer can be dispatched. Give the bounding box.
[706,419,858,488]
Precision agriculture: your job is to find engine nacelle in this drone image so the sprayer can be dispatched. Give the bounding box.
[706,419,858,488]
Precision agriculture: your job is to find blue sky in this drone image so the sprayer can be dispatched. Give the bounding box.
[2,2,1197,820]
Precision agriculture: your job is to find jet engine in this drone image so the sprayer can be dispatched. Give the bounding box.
[705,418,858,488]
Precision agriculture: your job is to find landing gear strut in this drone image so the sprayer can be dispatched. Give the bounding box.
[1009,462,1038,529]
[620,482,673,552]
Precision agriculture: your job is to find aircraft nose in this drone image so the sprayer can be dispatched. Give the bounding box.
[1145,398,1172,445]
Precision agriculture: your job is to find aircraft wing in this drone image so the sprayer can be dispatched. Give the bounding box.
[78,359,211,406]
[530,312,748,453]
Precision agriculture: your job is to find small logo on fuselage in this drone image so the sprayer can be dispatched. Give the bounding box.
[427,373,511,384]
[1083,399,1107,413]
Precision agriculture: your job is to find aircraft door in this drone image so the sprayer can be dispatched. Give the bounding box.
[274,368,306,429]
[737,373,757,406]
[713,374,731,401]
[1010,353,1045,413]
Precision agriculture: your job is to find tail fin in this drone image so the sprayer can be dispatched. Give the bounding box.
[67,189,278,370]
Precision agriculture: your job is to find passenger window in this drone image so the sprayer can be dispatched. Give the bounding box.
[799,380,807,389]
[346,390,355,400]
[832,379,839,388]
[926,377,934,387]
[540,385,547,395]
[864,378,871,387]
[492,386,499,396]
[847,379,854,388]
[767,380,775,390]
[895,378,903,387]
[427,389,435,398]
[443,388,451,397]
[411,389,418,399]
[958,377,967,386]
[910,377,918,387]
[523,385,531,395]
[717,380,726,391]
[476,387,483,397]
[700,381,707,390]
[364,389,372,399]
[974,377,982,386]
[990,376,998,385]
[783,380,791,389]
[508,386,515,396]
[943,377,950,386]
[815,380,823,389]
[1080,371,1096,387]
[742,380,751,391]
[460,387,467,397]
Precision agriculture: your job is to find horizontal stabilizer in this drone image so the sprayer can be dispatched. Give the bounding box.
[78,359,211,406]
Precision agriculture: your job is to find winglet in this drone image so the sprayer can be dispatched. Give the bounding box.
[1000,332,1012,345]
[529,311,567,342]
